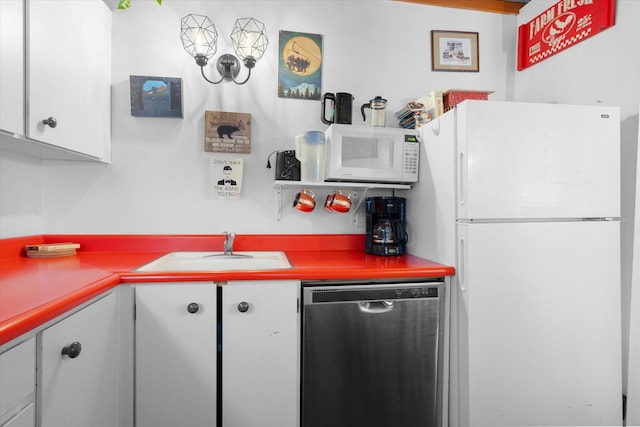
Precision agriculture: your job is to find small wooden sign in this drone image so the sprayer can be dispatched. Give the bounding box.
[204,111,251,153]
[517,0,615,71]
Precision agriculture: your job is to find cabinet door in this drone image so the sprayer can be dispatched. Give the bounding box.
[0,0,24,135]
[0,338,35,427]
[458,221,621,426]
[135,283,217,427]
[26,0,111,159]
[39,292,118,427]
[2,405,34,427]
[222,280,299,427]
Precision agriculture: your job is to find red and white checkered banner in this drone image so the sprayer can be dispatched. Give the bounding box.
[517,0,616,71]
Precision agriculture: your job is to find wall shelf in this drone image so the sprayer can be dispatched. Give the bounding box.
[273,180,411,190]
[273,180,412,222]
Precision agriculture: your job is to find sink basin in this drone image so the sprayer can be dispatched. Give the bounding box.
[136,251,292,272]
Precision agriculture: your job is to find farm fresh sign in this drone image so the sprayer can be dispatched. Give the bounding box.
[517,0,615,70]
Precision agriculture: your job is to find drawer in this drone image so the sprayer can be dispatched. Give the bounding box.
[2,403,34,427]
[0,338,36,419]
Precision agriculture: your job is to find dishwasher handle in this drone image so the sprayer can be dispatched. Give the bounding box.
[358,300,395,313]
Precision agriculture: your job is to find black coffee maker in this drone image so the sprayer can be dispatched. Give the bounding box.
[365,197,408,256]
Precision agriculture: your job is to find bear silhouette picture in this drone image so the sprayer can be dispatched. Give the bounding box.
[204,112,252,153]
[217,120,246,139]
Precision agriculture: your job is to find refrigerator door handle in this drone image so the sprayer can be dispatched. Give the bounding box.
[458,236,466,293]
[458,151,466,207]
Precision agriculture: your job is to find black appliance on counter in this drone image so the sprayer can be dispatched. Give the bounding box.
[269,150,300,181]
[365,196,408,256]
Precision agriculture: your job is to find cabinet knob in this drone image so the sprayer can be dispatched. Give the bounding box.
[42,117,57,128]
[61,341,82,359]
[187,302,200,314]
[237,301,250,313]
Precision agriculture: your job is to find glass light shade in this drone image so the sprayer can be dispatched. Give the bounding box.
[230,18,268,63]
[180,14,218,61]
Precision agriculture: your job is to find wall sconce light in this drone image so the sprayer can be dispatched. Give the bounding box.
[180,14,268,85]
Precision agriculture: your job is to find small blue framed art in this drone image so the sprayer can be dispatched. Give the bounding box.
[130,75,183,118]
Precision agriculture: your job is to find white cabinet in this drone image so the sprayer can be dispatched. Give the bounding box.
[222,280,299,427]
[134,280,300,427]
[39,292,118,427]
[135,283,218,427]
[0,338,35,427]
[1,406,34,427]
[0,0,111,162]
[26,0,111,160]
[0,0,24,136]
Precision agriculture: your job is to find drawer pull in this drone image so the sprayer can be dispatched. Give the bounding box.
[61,341,82,359]
[42,117,58,128]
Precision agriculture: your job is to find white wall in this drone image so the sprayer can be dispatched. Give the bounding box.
[515,0,640,421]
[33,0,515,235]
[0,149,43,237]
[628,88,640,426]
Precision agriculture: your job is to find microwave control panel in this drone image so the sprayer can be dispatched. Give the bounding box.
[403,134,420,182]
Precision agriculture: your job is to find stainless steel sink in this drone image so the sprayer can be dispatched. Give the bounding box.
[136,251,292,272]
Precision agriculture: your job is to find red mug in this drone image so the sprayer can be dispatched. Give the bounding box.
[325,191,352,213]
[293,189,316,212]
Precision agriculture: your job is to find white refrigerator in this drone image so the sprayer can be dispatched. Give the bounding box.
[404,100,623,427]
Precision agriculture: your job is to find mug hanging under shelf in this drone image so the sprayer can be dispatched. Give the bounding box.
[272,180,411,223]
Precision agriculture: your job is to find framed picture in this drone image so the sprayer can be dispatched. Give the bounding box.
[204,111,251,154]
[431,31,479,72]
[130,75,183,117]
[278,30,323,100]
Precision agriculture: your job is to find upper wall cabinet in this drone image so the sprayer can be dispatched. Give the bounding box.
[0,0,112,162]
[0,0,24,136]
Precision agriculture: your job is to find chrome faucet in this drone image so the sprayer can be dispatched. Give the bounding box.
[223,231,236,255]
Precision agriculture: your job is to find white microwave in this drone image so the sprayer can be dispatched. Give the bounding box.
[324,124,419,184]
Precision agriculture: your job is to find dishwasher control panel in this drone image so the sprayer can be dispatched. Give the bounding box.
[305,282,443,304]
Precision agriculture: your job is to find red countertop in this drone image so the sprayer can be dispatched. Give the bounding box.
[0,234,454,346]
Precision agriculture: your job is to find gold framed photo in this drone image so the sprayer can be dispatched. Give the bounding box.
[431,30,479,72]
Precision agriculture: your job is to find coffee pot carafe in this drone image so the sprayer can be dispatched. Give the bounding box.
[365,197,408,256]
[372,218,406,245]
[321,92,354,125]
[361,96,387,127]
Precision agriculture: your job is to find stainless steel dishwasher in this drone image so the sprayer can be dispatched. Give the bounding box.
[302,279,447,427]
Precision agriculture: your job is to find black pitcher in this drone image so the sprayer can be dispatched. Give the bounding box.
[321,92,353,125]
